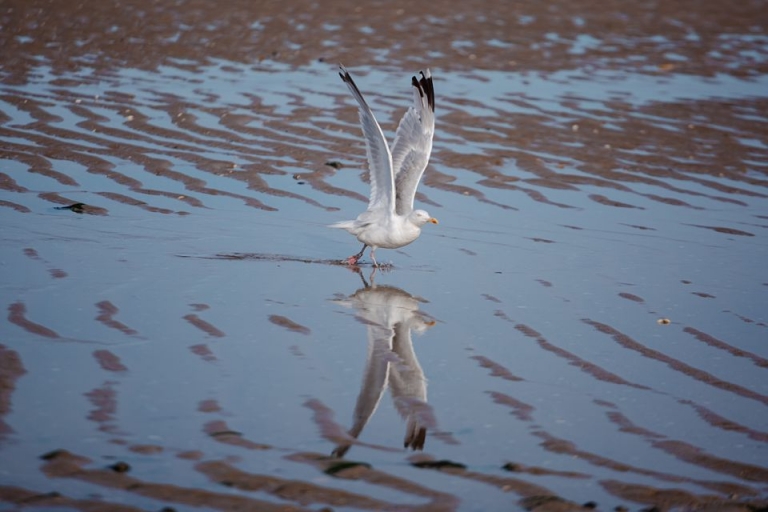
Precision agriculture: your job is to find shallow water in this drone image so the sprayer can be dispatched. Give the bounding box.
[1,1,767,511]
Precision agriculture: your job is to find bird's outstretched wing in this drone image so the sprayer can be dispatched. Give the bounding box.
[391,70,435,216]
[339,65,395,214]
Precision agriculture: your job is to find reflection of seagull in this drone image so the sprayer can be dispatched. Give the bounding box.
[330,65,438,268]
[333,282,437,457]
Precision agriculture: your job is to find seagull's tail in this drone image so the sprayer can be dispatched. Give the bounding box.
[329,220,353,228]
[328,220,358,233]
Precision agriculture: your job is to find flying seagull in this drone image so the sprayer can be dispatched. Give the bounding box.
[330,65,438,267]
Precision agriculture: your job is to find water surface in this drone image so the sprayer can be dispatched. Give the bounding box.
[1,1,767,510]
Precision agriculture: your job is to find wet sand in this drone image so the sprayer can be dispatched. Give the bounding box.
[1,0,767,510]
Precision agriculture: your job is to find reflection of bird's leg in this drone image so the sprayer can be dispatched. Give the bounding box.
[352,266,370,288]
[347,244,367,265]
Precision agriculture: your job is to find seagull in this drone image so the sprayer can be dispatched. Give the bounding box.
[330,65,438,267]
[332,282,437,457]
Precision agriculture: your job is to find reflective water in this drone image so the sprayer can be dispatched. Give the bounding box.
[1,1,767,510]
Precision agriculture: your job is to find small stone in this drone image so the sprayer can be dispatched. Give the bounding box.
[502,462,521,472]
[325,460,372,476]
[54,203,86,213]
[109,461,131,473]
[411,459,466,470]
[40,449,69,460]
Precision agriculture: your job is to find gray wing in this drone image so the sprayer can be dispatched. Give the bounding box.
[339,65,395,214]
[391,69,435,216]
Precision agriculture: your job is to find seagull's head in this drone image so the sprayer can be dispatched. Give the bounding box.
[410,209,439,228]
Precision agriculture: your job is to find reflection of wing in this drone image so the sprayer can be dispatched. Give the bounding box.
[389,315,436,450]
[332,324,394,458]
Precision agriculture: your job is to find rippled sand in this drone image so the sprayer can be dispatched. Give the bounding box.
[1,0,767,510]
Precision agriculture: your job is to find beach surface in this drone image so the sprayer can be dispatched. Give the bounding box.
[1,0,767,510]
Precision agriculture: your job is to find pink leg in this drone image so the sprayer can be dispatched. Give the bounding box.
[370,248,379,268]
[346,244,367,265]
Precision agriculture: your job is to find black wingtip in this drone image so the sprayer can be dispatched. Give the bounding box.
[337,65,369,108]
[338,63,350,82]
[411,70,435,112]
[338,64,361,94]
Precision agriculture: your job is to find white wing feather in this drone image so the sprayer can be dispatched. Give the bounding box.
[391,70,435,216]
[338,66,395,214]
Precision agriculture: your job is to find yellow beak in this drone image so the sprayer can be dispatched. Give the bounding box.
[429,218,439,224]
